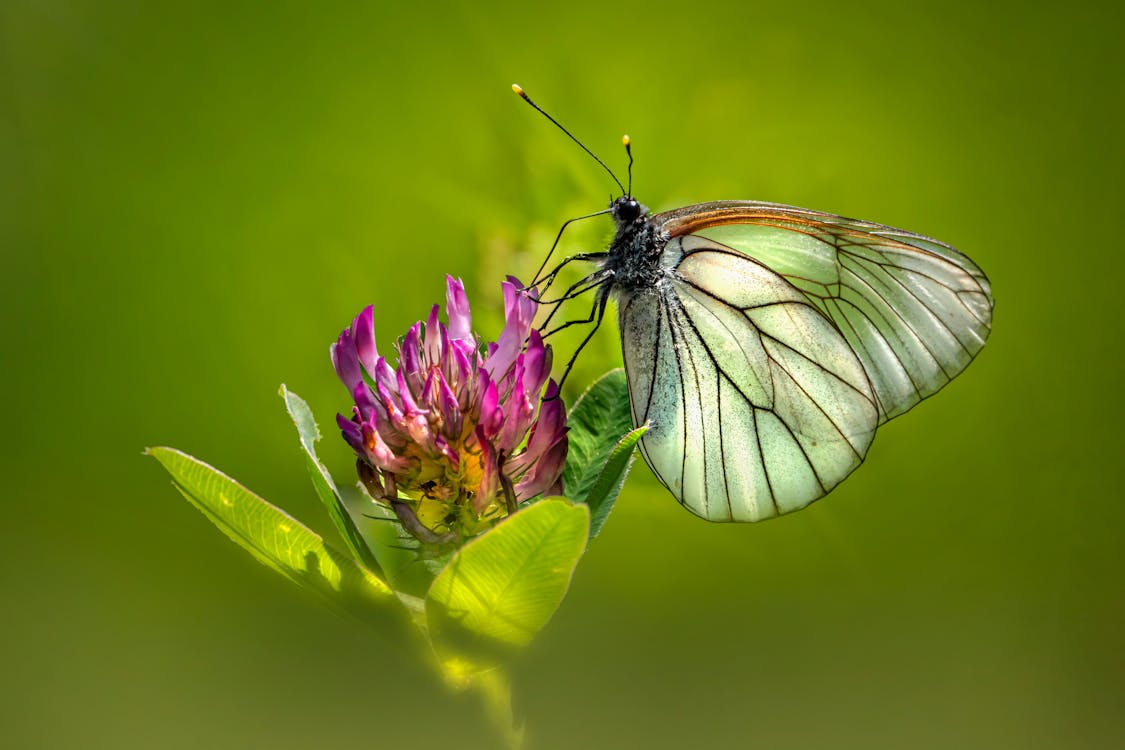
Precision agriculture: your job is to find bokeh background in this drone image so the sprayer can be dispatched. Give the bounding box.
[3,0,1123,747]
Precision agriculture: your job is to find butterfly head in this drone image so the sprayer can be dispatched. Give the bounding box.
[610,195,648,227]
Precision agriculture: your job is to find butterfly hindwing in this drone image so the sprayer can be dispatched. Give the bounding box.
[618,236,880,522]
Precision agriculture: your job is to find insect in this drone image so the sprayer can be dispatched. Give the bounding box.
[513,85,993,522]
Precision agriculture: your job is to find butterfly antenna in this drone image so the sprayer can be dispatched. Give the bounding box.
[623,134,634,197]
[512,84,626,195]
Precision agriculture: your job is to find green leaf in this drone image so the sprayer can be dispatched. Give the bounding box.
[562,368,634,505]
[584,424,648,539]
[280,384,382,576]
[426,499,589,657]
[146,447,409,633]
[559,368,648,537]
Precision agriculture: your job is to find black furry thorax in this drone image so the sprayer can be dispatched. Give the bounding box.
[604,196,668,294]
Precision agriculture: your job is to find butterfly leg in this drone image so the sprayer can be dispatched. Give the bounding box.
[548,285,611,398]
[528,252,608,299]
[537,268,612,331]
[540,275,612,339]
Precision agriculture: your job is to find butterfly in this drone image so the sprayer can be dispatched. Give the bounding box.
[514,85,994,522]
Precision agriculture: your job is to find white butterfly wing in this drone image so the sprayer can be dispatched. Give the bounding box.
[655,201,994,421]
[619,235,880,522]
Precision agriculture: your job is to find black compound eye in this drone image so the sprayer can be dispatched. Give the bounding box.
[617,198,640,221]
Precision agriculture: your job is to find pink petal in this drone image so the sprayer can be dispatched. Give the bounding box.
[521,329,552,398]
[433,435,460,471]
[524,380,566,458]
[357,413,412,474]
[396,369,424,415]
[375,356,398,395]
[351,380,379,422]
[479,377,503,439]
[400,323,422,380]
[449,341,477,401]
[496,364,535,451]
[331,330,363,394]
[445,275,473,342]
[352,305,379,379]
[474,427,500,514]
[438,375,463,440]
[514,436,568,500]
[336,413,364,456]
[420,368,436,406]
[424,305,441,364]
[483,278,536,381]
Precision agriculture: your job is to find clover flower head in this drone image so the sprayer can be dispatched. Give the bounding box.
[332,275,567,541]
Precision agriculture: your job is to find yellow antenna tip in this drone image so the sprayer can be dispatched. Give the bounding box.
[622,134,631,146]
[512,83,525,96]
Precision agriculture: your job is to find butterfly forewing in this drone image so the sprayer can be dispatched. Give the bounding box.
[654,201,994,421]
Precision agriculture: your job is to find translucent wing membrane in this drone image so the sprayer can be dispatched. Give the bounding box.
[619,238,880,522]
[654,201,994,421]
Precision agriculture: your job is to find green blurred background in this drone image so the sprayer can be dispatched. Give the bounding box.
[3,0,1122,747]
